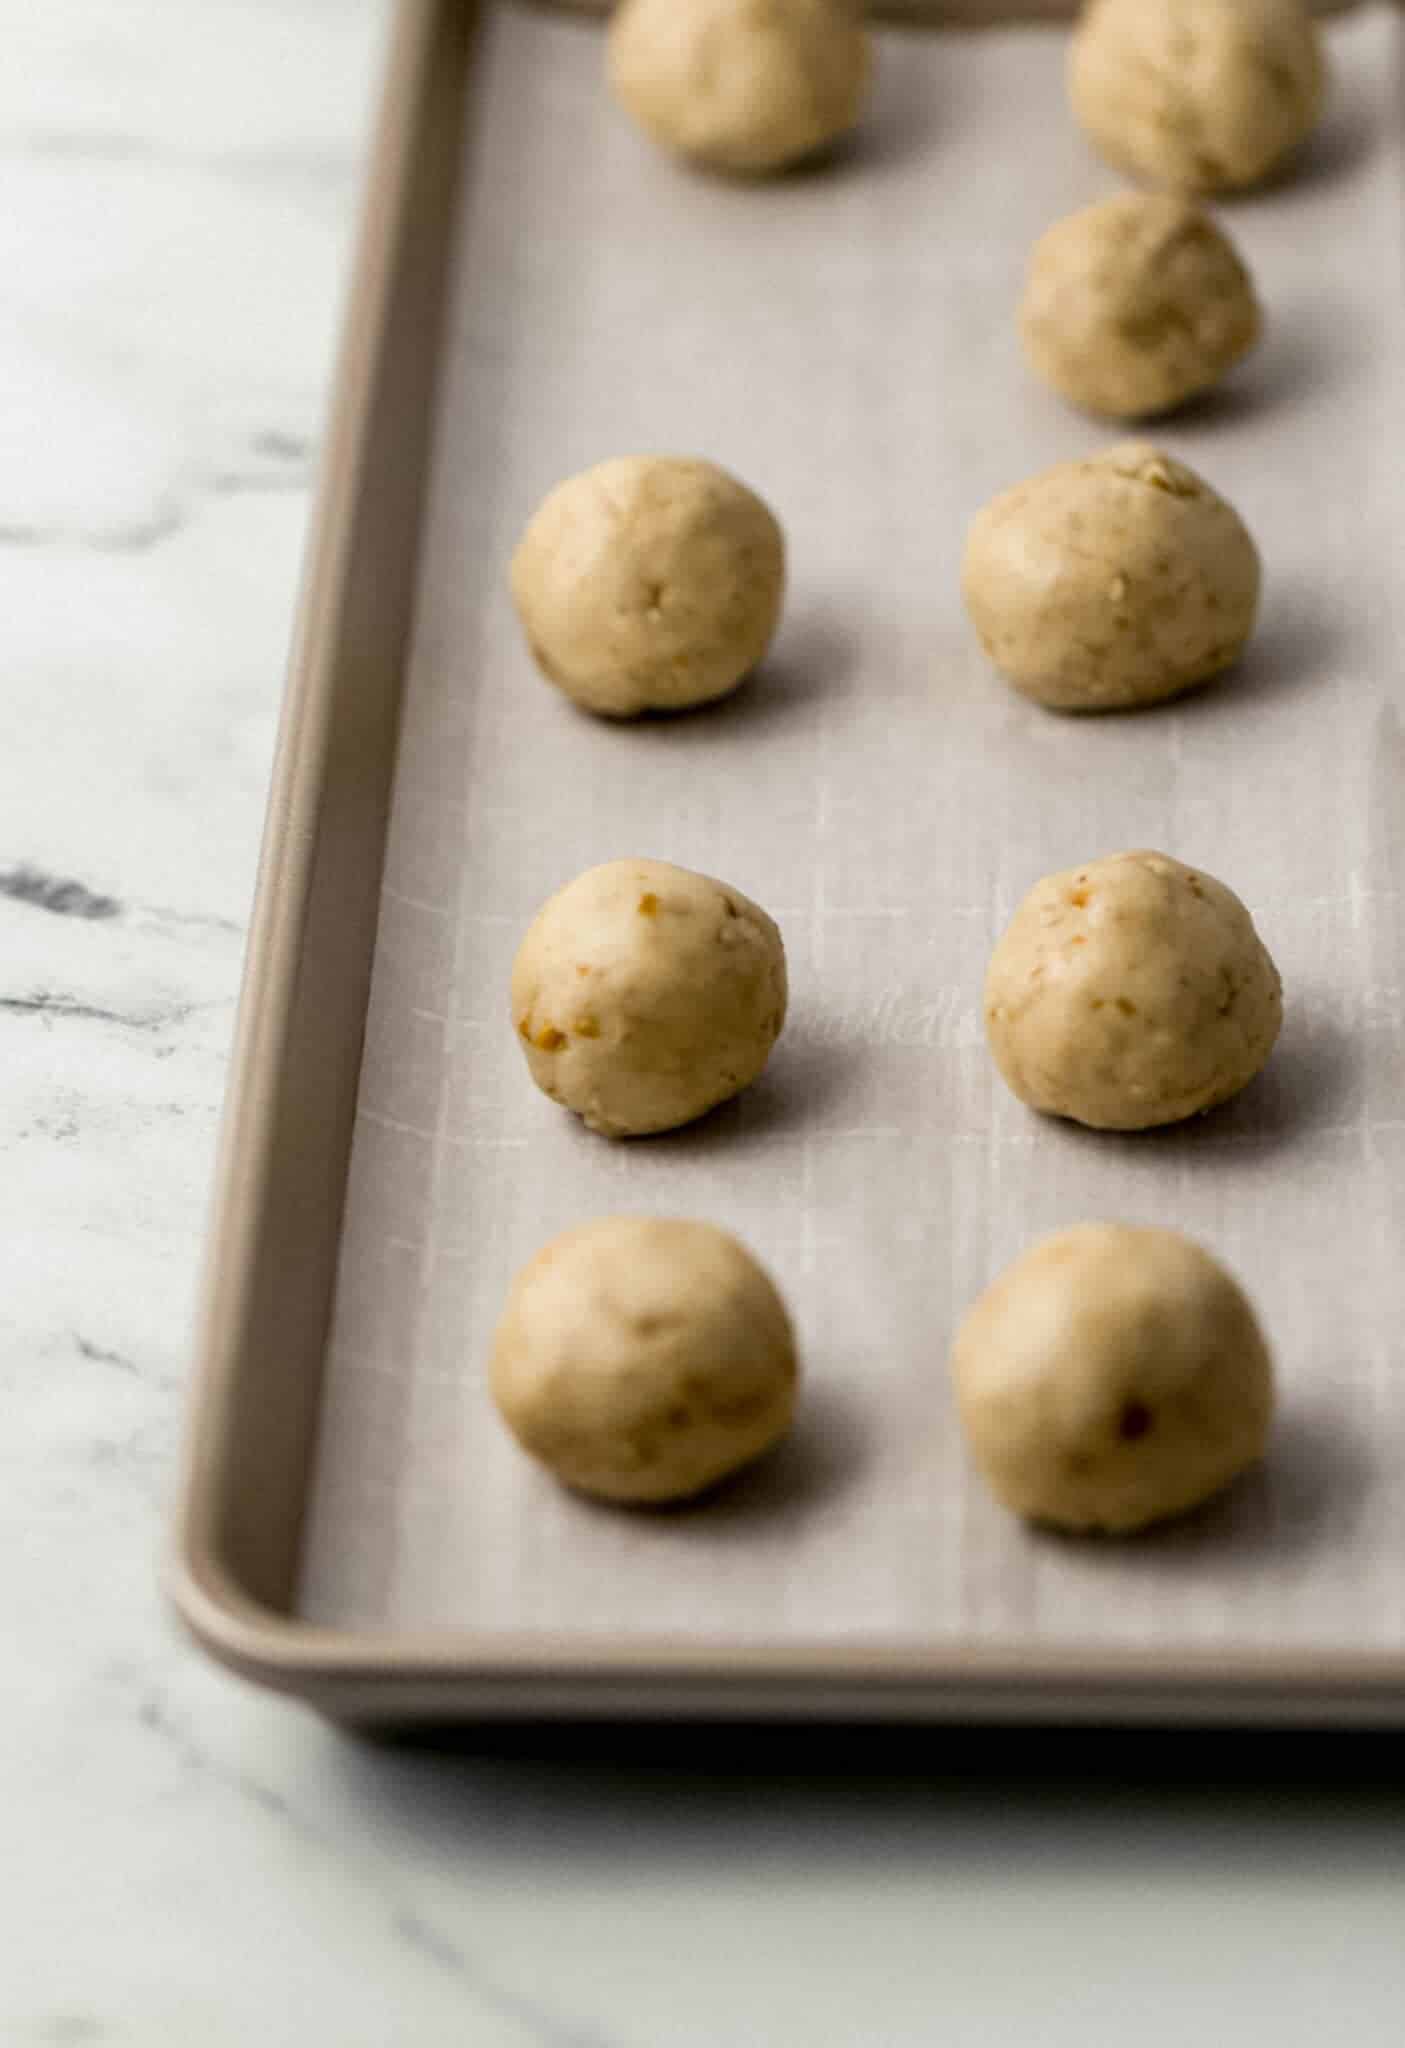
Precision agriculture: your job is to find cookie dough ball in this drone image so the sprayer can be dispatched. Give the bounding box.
[510,457,785,718]
[1020,193,1261,420]
[490,1217,799,1503]
[985,851,1283,1130]
[961,442,1260,712]
[951,1224,1275,1533]
[608,0,871,178]
[512,858,788,1137]
[1069,0,1326,195]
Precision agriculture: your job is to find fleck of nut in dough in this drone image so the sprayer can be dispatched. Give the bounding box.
[1020,192,1261,420]
[961,441,1260,711]
[1069,0,1327,196]
[510,456,786,718]
[490,1216,799,1504]
[951,1223,1275,1533]
[984,850,1283,1131]
[511,858,788,1137]
[607,0,872,179]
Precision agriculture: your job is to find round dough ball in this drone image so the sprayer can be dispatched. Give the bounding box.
[951,1224,1275,1533]
[510,457,786,718]
[961,441,1260,712]
[511,858,788,1137]
[984,851,1283,1130]
[1020,193,1261,420]
[608,0,871,178]
[490,1216,799,1503]
[1069,0,1326,195]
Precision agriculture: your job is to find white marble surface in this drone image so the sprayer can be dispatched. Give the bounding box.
[3,3,1405,2042]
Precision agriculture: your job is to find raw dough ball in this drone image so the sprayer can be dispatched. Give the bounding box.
[511,858,788,1137]
[1020,193,1261,420]
[961,441,1260,711]
[510,457,786,717]
[1069,0,1326,195]
[608,0,871,178]
[951,1224,1275,1533]
[984,851,1283,1130]
[490,1216,799,1503]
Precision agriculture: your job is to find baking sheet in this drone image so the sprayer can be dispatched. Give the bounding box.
[300,0,1405,1657]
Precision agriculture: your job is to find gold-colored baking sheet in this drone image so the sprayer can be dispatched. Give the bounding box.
[173,0,1405,1725]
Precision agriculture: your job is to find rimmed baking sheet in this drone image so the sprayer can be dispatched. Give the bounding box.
[172,0,1405,1722]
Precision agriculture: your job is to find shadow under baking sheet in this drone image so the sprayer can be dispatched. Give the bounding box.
[319,1676,1405,2040]
[310,1706,1405,2045]
[349,1715,1405,1790]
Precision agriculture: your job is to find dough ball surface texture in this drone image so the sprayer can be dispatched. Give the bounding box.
[608,0,871,177]
[961,441,1260,711]
[511,457,786,718]
[491,1217,799,1503]
[512,859,788,1137]
[1069,0,1326,195]
[984,850,1283,1131]
[1020,193,1261,420]
[951,1224,1275,1533]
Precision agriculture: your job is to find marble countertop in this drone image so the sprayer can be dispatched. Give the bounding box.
[4,3,1404,2041]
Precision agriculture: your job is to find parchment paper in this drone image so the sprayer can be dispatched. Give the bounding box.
[300,1,1405,1655]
